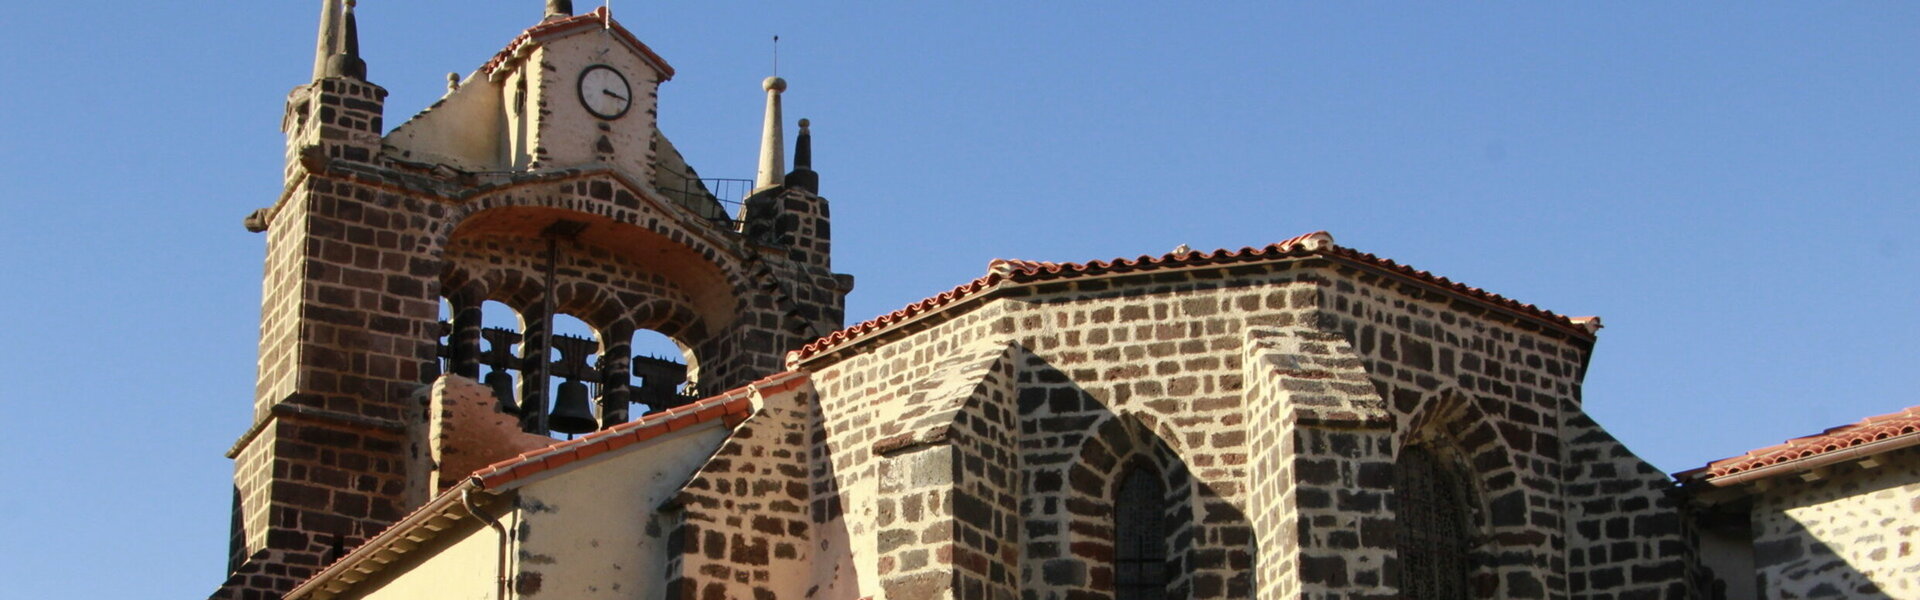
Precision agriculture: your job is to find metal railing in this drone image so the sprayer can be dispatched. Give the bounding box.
[657,178,751,229]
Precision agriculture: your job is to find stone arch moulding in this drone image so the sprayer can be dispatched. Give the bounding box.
[1392,386,1542,598]
[429,175,759,306]
[1393,386,1514,521]
[437,208,740,342]
[1057,411,1202,600]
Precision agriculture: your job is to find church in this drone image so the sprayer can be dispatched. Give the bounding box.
[214,3,1919,599]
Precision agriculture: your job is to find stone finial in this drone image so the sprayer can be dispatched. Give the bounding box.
[322,0,367,79]
[311,0,343,80]
[754,77,788,192]
[1173,244,1193,255]
[447,72,461,93]
[545,0,574,19]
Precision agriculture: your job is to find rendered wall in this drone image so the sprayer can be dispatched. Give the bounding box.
[358,524,499,600]
[511,423,731,599]
[1751,448,1920,599]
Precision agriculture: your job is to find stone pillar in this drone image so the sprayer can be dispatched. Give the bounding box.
[597,324,634,427]
[448,288,484,379]
[517,309,550,434]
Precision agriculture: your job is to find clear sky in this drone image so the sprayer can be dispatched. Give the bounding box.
[1,2,1915,596]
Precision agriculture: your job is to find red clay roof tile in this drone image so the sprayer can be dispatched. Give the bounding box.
[481,8,675,80]
[789,231,1594,363]
[466,370,806,489]
[1679,404,1920,484]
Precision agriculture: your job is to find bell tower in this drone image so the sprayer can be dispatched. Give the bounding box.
[217,3,851,598]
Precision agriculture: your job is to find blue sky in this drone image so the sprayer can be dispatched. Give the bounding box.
[1,2,1915,596]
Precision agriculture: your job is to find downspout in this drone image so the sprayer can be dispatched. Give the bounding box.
[463,489,512,599]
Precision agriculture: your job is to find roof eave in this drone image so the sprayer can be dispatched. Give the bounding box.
[794,246,1595,367]
[285,480,492,600]
[1680,430,1920,490]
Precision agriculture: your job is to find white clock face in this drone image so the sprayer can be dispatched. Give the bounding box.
[578,65,632,120]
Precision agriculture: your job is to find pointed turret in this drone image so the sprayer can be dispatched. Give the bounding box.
[754,77,788,193]
[545,0,574,20]
[311,0,342,80]
[323,0,367,80]
[786,118,818,194]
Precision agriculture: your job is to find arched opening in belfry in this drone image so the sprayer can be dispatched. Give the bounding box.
[537,313,601,439]
[477,300,525,414]
[1115,462,1171,600]
[629,329,696,414]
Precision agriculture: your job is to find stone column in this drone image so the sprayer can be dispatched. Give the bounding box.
[598,324,634,427]
[447,288,484,379]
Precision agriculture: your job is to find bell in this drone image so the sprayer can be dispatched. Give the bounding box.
[485,370,519,414]
[548,380,599,435]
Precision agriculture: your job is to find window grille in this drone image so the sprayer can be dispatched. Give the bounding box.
[1393,445,1474,599]
[1115,466,1168,600]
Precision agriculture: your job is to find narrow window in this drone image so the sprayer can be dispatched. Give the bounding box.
[1393,445,1474,599]
[1115,465,1168,600]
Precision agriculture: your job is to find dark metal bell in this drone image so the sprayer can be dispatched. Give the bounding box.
[484,370,519,414]
[548,380,598,435]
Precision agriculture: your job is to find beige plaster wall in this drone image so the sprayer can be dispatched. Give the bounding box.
[383,71,506,170]
[359,523,500,600]
[1753,450,1920,599]
[526,34,661,181]
[511,423,730,599]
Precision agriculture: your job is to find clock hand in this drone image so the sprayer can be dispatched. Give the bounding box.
[602,89,628,101]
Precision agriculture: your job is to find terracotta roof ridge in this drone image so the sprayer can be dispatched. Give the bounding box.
[793,230,1592,363]
[467,370,805,489]
[1680,404,1920,483]
[480,7,675,80]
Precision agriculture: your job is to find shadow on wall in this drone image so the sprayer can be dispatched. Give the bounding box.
[1752,521,1892,599]
[1022,352,1255,600]
[807,402,862,598]
[1745,469,1913,600]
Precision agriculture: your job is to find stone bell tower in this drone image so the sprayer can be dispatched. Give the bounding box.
[216,2,850,597]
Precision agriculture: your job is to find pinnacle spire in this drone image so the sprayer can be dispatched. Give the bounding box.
[786,118,818,194]
[754,77,788,192]
[323,0,367,79]
[311,0,342,80]
[545,0,574,20]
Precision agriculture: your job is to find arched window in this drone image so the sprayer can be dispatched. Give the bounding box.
[1115,465,1168,600]
[1393,445,1474,599]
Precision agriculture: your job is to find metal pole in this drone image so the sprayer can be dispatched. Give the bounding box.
[535,235,558,434]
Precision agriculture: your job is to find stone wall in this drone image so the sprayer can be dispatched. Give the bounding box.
[227,89,843,600]
[1751,447,1920,599]
[666,380,816,600]
[1562,411,1693,599]
[1244,325,1395,598]
[795,254,1687,599]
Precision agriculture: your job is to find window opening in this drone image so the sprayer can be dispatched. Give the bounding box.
[1393,445,1473,599]
[1116,465,1169,600]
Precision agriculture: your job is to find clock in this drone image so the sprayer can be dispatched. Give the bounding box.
[577,65,632,120]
